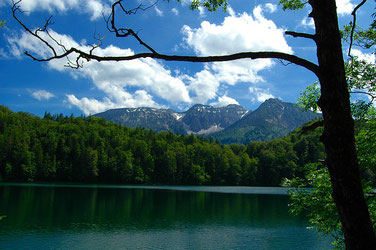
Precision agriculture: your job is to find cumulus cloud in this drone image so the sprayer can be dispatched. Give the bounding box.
[66,90,160,115]
[336,0,354,15]
[7,3,293,113]
[172,8,179,16]
[227,6,236,17]
[264,3,277,13]
[182,5,292,103]
[300,0,351,28]
[9,29,191,114]
[210,95,239,107]
[301,17,315,29]
[8,30,79,63]
[11,0,110,20]
[183,6,292,56]
[249,87,274,102]
[198,6,206,17]
[31,90,55,101]
[351,49,376,64]
[185,68,220,104]
[86,0,111,21]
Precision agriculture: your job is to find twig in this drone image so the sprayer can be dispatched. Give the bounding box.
[348,0,367,57]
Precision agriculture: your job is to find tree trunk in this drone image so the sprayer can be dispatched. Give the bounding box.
[310,0,376,248]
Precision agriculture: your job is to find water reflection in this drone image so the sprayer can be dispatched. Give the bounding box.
[0,184,332,249]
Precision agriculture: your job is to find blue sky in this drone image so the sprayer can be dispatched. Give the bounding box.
[0,0,375,116]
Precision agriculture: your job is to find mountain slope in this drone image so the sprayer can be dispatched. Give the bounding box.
[93,104,248,135]
[93,99,320,144]
[182,104,248,134]
[93,107,186,133]
[211,98,321,144]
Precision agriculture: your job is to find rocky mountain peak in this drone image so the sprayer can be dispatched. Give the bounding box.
[93,100,320,144]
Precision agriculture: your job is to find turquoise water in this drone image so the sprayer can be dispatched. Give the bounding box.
[0,184,332,249]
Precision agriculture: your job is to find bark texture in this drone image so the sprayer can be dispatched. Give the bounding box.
[311,0,376,248]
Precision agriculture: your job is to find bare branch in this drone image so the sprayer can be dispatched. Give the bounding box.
[300,119,324,133]
[24,47,320,76]
[12,2,58,57]
[348,0,368,57]
[278,59,292,66]
[350,91,376,100]
[285,31,316,41]
[12,0,320,76]
[105,0,159,54]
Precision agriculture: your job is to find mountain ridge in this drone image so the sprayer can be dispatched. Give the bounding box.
[93,99,321,143]
[211,99,321,143]
[93,104,248,135]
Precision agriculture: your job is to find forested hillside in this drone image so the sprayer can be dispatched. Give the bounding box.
[211,98,321,144]
[0,106,325,186]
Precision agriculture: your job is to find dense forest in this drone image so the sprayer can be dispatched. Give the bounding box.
[0,106,325,186]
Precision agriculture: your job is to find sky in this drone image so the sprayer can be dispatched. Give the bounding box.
[0,0,375,117]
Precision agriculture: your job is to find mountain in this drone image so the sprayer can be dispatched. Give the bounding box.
[181,104,248,134]
[93,104,248,135]
[93,99,320,144]
[92,107,186,134]
[210,98,322,144]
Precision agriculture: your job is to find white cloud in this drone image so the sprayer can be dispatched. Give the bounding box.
[351,49,376,64]
[8,30,80,63]
[300,0,351,29]
[31,90,55,101]
[264,3,277,13]
[336,0,354,15]
[7,3,293,113]
[181,5,292,103]
[186,68,220,104]
[210,95,239,107]
[227,6,236,17]
[182,5,292,57]
[172,8,179,16]
[301,17,315,29]
[87,0,111,20]
[13,0,110,20]
[154,6,164,16]
[198,6,205,17]
[9,29,191,114]
[249,87,274,102]
[66,90,160,115]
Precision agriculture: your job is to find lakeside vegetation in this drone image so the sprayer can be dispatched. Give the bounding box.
[0,105,325,186]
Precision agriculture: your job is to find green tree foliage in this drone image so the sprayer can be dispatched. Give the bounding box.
[297,59,376,120]
[0,20,4,28]
[284,109,376,249]
[171,0,228,12]
[287,91,376,248]
[283,163,345,248]
[0,106,328,186]
[278,0,306,10]
[286,22,376,249]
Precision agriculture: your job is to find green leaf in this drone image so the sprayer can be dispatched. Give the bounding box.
[171,0,228,12]
[278,0,307,10]
[296,82,321,113]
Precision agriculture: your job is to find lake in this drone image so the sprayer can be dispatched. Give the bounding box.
[0,184,332,249]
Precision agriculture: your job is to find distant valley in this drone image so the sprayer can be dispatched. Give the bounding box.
[93,98,321,144]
